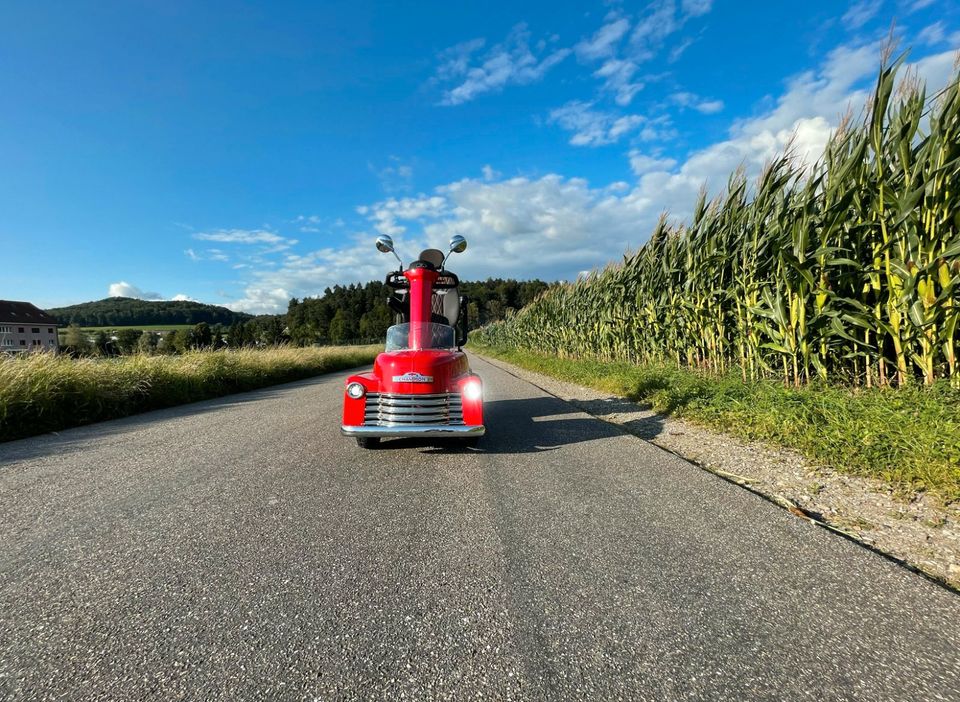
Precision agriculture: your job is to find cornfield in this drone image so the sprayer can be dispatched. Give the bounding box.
[476,56,960,388]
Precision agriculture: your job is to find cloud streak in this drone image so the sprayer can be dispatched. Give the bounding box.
[435,24,570,105]
[576,0,716,106]
[842,0,883,30]
[548,101,646,146]
[194,229,294,246]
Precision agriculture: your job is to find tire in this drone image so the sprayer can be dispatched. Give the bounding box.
[356,437,380,449]
[463,436,481,448]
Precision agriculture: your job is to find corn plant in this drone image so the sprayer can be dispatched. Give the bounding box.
[475,56,960,389]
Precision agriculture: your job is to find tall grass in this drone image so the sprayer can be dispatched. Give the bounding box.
[475,57,960,389]
[0,345,380,442]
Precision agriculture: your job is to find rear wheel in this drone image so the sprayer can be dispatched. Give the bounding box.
[463,436,481,448]
[356,437,380,449]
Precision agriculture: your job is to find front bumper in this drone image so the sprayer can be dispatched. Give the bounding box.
[341,424,485,438]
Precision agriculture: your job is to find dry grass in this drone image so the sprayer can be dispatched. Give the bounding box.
[0,345,380,442]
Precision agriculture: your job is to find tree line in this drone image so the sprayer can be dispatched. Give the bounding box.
[56,278,550,354]
[286,278,550,345]
[61,317,286,356]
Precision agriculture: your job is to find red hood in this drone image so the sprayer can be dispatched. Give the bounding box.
[374,350,470,394]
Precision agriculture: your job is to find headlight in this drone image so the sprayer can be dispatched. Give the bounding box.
[462,379,482,401]
[346,382,365,399]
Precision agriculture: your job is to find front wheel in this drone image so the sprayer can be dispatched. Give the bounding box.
[356,437,380,449]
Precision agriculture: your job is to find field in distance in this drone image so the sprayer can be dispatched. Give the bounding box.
[62,324,196,333]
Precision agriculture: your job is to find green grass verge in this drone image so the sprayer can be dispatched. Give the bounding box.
[471,343,960,502]
[0,345,381,442]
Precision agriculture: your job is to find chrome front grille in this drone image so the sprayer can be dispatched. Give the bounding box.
[364,393,464,426]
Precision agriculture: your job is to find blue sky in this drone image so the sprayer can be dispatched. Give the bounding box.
[1,0,958,313]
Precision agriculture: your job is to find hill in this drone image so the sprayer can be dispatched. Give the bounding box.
[47,297,252,327]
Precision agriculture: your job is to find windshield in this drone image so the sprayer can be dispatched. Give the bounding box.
[385,323,456,351]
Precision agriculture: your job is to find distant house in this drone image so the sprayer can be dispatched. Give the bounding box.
[0,301,59,352]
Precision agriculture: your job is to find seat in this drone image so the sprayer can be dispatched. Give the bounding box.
[432,289,460,326]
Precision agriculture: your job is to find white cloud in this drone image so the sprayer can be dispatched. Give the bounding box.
[358,194,448,237]
[842,0,882,30]
[906,0,935,12]
[293,214,327,233]
[628,150,678,176]
[192,229,297,258]
[575,17,630,60]
[574,0,714,105]
[695,99,725,114]
[668,37,696,62]
[631,0,683,56]
[594,58,646,105]
[638,115,679,142]
[671,91,724,113]
[171,293,196,302]
[186,247,230,263]
[435,38,486,81]
[226,287,293,314]
[917,22,946,46]
[435,24,570,105]
[681,0,712,17]
[108,282,194,303]
[194,229,294,246]
[481,164,501,181]
[630,0,711,58]
[371,156,414,193]
[109,281,163,300]
[548,101,645,146]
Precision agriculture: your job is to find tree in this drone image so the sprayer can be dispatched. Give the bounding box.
[115,328,142,354]
[45,297,251,327]
[158,330,179,354]
[93,331,110,356]
[63,324,91,355]
[467,301,481,330]
[257,316,286,346]
[226,323,243,348]
[137,331,158,354]
[358,305,393,340]
[485,300,505,322]
[210,323,225,348]
[192,322,212,349]
[171,328,192,353]
[328,309,354,343]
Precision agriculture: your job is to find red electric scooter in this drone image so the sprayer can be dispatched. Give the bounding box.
[340,234,484,448]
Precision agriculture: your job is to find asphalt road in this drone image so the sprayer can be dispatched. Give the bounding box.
[1,356,959,701]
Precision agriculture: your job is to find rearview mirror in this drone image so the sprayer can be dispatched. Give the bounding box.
[376,235,403,267]
[376,235,395,253]
[448,235,467,254]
